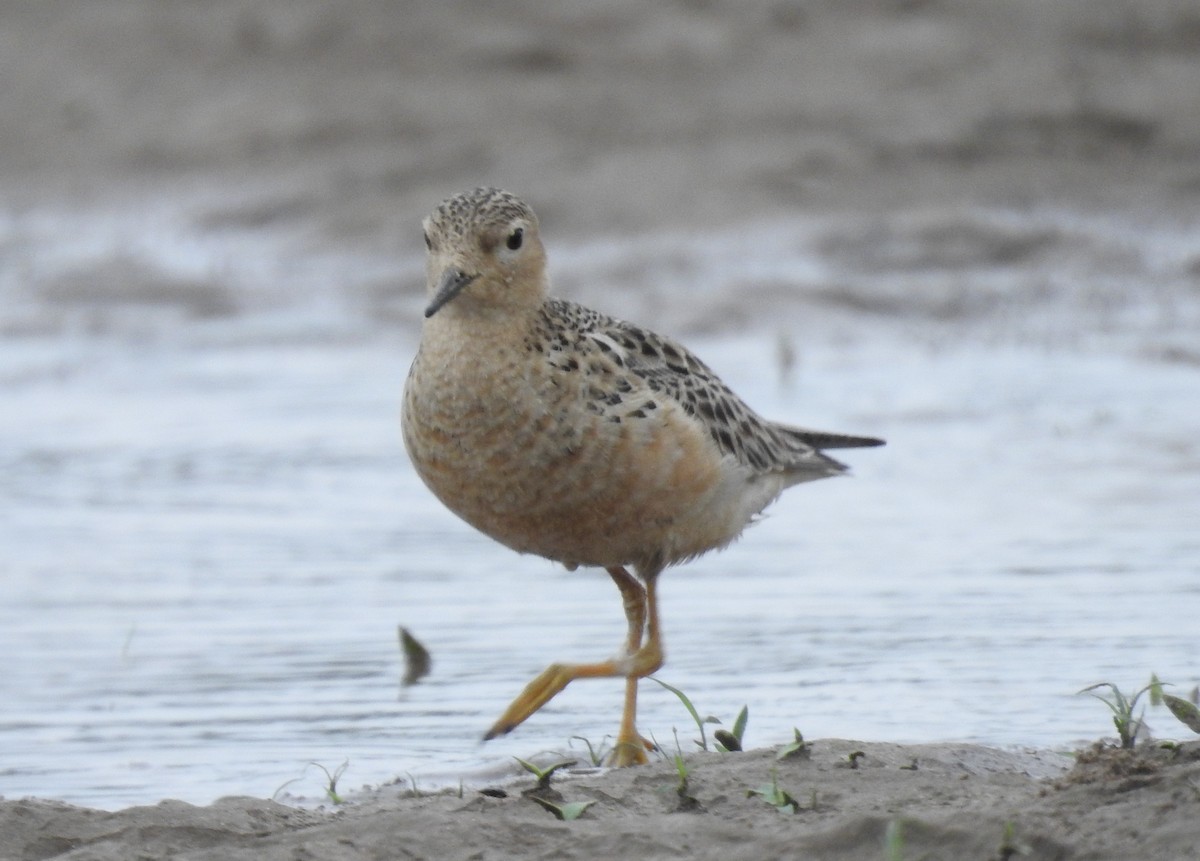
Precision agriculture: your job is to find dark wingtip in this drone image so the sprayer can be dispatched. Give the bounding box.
[791,430,887,450]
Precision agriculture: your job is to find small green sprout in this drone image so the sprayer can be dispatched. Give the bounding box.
[516,757,594,820]
[1144,672,1200,735]
[651,678,747,753]
[746,767,800,814]
[672,750,689,791]
[310,760,349,805]
[669,729,703,812]
[569,735,610,766]
[776,728,812,761]
[1148,674,1165,707]
[651,677,722,750]
[529,796,595,820]
[847,750,866,769]
[514,757,576,792]
[1079,679,1161,749]
[1162,694,1200,734]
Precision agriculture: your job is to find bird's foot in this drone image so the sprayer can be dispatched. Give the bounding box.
[481,642,663,749]
[483,662,576,741]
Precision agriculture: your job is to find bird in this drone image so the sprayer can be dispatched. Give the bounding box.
[401,187,884,766]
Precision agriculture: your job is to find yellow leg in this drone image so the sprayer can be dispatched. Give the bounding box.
[609,566,646,655]
[609,674,650,766]
[483,566,665,768]
[609,567,652,766]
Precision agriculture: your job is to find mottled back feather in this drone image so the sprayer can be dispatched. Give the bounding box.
[542,299,881,481]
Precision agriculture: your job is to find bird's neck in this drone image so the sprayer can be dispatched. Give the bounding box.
[419,303,534,370]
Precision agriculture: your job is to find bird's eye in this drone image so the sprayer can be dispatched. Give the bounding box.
[423,232,432,250]
[506,228,524,251]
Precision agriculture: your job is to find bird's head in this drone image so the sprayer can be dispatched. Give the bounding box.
[421,187,548,319]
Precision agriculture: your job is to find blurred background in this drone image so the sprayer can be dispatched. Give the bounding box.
[2,0,1198,810]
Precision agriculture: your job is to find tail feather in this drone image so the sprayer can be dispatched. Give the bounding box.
[780,425,886,451]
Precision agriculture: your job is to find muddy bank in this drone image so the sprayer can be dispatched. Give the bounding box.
[4,740,1199,861]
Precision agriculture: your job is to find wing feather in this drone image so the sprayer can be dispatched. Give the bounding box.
[546,299,877,480]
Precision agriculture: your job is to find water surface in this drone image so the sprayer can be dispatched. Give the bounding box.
[2,203,1198,809]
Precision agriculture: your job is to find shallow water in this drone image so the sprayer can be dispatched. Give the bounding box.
[1,202,1198,810]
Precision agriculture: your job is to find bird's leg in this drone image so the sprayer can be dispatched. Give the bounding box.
[482,566,649,742]
[607,569,668,766]
[482,566,664,767]
[609,565,647,655]
[608,566,653,767]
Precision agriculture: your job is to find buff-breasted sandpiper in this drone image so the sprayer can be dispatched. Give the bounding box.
[402,187,884,766]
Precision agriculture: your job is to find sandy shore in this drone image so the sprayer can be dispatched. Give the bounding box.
[4,1,1200,858]
[4,740,1199,860]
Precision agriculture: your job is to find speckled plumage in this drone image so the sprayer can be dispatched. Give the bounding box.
[401,187,883,762]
